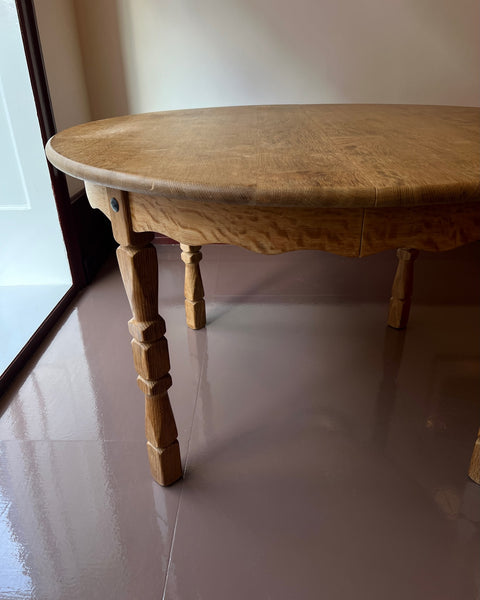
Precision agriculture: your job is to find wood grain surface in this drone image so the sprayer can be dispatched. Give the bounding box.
[180,244,206,330]
[47,104,480,209]
[85,183,480,258]
[469,429,480,484]
[108,189,182,486]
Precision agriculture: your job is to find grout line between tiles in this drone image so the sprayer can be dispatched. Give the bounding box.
[161,329,209,599]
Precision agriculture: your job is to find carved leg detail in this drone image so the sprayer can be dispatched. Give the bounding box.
[180,244,206,330]
[388,248,419,329]
[116,243,182,485]
[145,393,181,485]
[108,189,182,486]
[469,429,480,484]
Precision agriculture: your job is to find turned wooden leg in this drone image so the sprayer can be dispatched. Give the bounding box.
[387,248,419,329]
[180,244,206,330]
[108,189,182,486]
[469,429,480,484]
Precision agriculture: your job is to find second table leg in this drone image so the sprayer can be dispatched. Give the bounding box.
[180,244,206,330]
[387,248,419,329]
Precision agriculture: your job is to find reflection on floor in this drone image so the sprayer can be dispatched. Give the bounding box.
[0,242,479,600]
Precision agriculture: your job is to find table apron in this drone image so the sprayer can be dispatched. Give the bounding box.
[85,183,480,257]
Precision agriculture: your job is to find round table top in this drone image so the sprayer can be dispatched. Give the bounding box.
[46,104,480,208]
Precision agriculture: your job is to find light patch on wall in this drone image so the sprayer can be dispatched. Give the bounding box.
[0,77,30,210]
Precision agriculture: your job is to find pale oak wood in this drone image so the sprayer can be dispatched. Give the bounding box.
[180,244,206,330]
[84,185,480,259]
[469,429,480,484]
[45,105,480,486]
[360,203,480,257]
[46,105,480,208]
[107,188,182,486]
[132,196,364,256]
[387,248,419,329]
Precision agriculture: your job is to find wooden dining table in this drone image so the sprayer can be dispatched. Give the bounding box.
[46,104,480,487]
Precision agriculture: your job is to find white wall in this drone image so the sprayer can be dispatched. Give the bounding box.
[114,0,480,113]
[73,0,129,121]
[36,0,480,123]
[34,0,91,131]
[34,0,92,195]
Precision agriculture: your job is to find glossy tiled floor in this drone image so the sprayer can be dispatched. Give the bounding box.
[1,243,479,600]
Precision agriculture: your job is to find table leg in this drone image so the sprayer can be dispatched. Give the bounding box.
[387,248,419,329]
[108,189,182,486]
[180,244,206,330]
[469,429,480,484]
